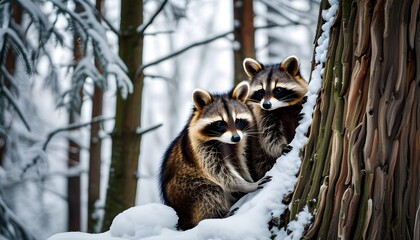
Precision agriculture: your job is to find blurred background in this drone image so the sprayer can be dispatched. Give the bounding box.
[0,0,319,238]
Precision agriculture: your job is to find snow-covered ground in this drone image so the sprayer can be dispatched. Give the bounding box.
[48,1,338,239]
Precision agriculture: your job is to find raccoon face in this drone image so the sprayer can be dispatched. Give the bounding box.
[190,81,254,144]
[243,56,308,111]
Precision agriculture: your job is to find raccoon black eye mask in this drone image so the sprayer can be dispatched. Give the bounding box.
[242,56,308,180]
[160,81,271,230]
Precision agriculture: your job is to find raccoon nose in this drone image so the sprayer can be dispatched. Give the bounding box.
[231,134,241,143]
[262,101,272,110]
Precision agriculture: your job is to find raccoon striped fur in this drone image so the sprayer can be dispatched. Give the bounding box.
[159,81,272,230]
[243,56,308,180]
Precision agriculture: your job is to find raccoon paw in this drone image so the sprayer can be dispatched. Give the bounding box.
[257,176,272,189]
[297,112,304,121]
[282,145,293,155]
[302,96,308,104]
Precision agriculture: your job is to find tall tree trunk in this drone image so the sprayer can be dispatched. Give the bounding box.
[102,0,143,231]
[286,0,420,239]
[87,0,105,233]
[67,2,83,232]
[67,111,81,232]
[233,0,255,85]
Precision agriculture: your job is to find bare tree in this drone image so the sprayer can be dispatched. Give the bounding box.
[101,0,144,231]
[87,0,105,233]
[66,2,84,231]
[233,0,255,85]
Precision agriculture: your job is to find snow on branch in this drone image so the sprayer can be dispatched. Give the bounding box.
[42,115,114,151]
[0,83,31,131]
[50,0,132,100]
[0,28,33,74]
[0,195,37,240]
[16,0,52,43]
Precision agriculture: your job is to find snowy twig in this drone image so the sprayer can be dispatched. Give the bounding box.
[1,66,19,90]
[254,22,301,31]
[42,115,114,151]
[136,123,163,135]
[0,196,37,240]
[144,30,174,36]
[136,0,169,35]
[137,29,233,74]
[3,168,88,189]
[144,73,173,82]
[83,0,119,35]
[0,83,31,131]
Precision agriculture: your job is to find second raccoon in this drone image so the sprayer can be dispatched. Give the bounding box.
[160,81,271,230]
[243,56,308,180]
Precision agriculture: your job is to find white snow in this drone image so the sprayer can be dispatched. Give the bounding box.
[109,204,177,239]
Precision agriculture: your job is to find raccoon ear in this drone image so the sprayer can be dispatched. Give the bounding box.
[231,81,250,103]
[243,58,263,78]
[192,89,212,110]
[280,55,300,76]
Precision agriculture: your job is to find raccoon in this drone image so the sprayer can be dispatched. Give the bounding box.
[159,81,272,230]
[243,56,308,180]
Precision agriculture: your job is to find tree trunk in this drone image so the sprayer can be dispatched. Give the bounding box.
[286,0,420,239]
[102,0,143,231]
[87,0,105,233]
[67,3,84,231]
[233,0,255,85]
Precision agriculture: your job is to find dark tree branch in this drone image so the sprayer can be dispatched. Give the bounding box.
[144,30,174,36]
[144,73,173,82]
[137,30,233,75]
[83,0,119,35]
[254,22,301,31]
[136,0,169,35]
[136,123,163,135]
[0,83,31,131]
[0,196,37,240]
[42,115,114,151]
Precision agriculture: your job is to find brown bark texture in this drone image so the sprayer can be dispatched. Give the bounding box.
[287,0,420,239]
[233,0,255,85]
[102,0,143,231]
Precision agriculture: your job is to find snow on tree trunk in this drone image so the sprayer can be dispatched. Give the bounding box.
[102,0,143,231]
[286,0,420,239]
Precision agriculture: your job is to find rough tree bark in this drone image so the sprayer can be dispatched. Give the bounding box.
[284,0,420,239]
[102,0,143,231]
[233,0,255,85]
